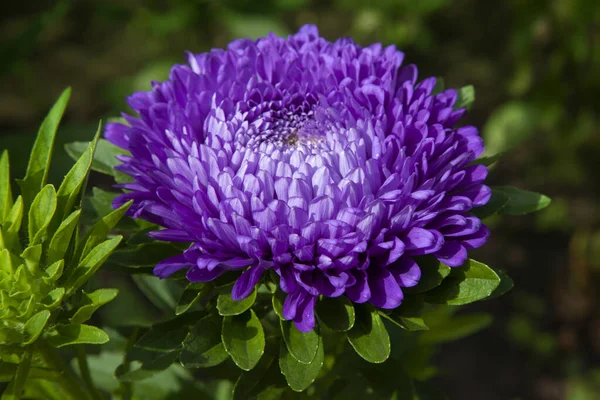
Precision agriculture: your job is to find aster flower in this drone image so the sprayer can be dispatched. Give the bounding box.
[105,25,491,332]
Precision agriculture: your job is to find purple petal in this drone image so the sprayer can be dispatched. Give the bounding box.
[232,265,264,300]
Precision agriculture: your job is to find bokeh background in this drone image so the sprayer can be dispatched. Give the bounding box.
[1,1,599,399]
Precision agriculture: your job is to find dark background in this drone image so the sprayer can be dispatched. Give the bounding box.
[1,1,599,398]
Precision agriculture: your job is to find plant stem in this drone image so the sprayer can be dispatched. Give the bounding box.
[118,327,140,400]
[76,345,104,400]
[36,340,93,400]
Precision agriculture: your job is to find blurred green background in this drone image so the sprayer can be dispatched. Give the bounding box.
[1,0,599,399]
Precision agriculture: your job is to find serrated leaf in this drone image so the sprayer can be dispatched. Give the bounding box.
[28,184,57,245]
[18,88,70,213]
[454,85,475,110]
[316,295,355,332]
[0,151,12,222]
[47,324,109,348]
[425,259,501,305]
[217,287,257,316]
[280,320,319,364]
[419,313,493,344]
[492,186,551,215]
[135,316,191,353]
[176,283,212,315]
[23,310,51,345]
[405,256,451,294]
[66,235,122,296]
[76,201,131,262]
[70,288,119,324]
[65,139,129,176]
[279,334,324,392]
[222,310,265,371]
[471,189,509,219]
[47,210,81,264]
[116,348,179,382]
[347,304,390,364]
[181,314,229,368]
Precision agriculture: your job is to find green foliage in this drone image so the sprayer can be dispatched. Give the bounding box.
[217,287,257,316]
[222,310,265,371]
[279,335,324,392]
[315,295,355,332]
[347,305,391,364]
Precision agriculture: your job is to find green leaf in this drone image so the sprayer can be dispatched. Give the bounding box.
[47,324,110,348]
[47,210,81,264]
[380,296,428,331]
[18,88,70,213]
[42,260,64,284]
[23,310,51,345]
[76,201,131,262]
[70,288,119,324]
[419,313,493,344]
[135,316,191,353]
[176,283,212,315]
[405,256,451,294]
[0,150,12,222]
[116,348,179,382]
[471,189,509,219]
[217,287,257,316]
[425,259,501,305]
[53,122,101,221]
[222,309,265,371]
[108,242,182,268]
[3,196,23,250]
[280,320,319,364]
[279,335,324,392]
[470,152,504,167]
[2,350,32,400]
[492,186,551,215]
[271,288,285,319]
[181,314,229,368]
[28,184,57,245]
[488,269,514,299]
[454,85,475,110]
[233,338,283,400]
[316,295,355,332]
[66,235,123,296]
[65,139,128,176]
[132,275,182,312]
[347,304,390,364]
[40,287,65,309]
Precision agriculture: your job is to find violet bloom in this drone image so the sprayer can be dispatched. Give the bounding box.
[105,26,490,332]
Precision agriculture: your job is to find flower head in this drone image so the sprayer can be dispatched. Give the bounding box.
[105,25,490,332]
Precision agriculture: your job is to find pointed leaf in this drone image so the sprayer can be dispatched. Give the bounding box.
[316,295,355,332]
[176,283,212,315]
[425,259,501,305]
[116,349,179,382]
[135,316,191,353]
[28,185,57,245]
[47,210,81,264]
[181,314,229,368]
[47,324,109,348]
[43,260,64,284]
[3,196,23,251]
[492,186,551,215]
[280,320,319,364]
[217,287,257,316]
[487,269,514,299]
[347,304,390,364]
[0,150,12,222]
[40,287,65,310]
[65,139,129,176]
[380,296,428,331]
[23,310,51,344]
[66,235,122,296]
[471,188,509,219]
[70,288,119,324]
[222,309,265,371]
[405,256,451,294]
[279,335,324,392]
[18,88,70,212]
[419,313,493,344]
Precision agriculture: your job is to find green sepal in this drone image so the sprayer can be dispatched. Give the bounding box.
[315,295,355,332]
[279,334,324,392]
[69,288,119,324]
[280,320,319,364]
[180,313,229,368]
[46,324,110,348]
[17,88,70,214]
[425,259,501,305]
[346,304,390,364]
[27,184,57,245]
[217,286,257,316]
[222,309,265,371]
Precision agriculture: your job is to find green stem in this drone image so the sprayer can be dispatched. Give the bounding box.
[76,345,103,400]
[36,340,93,400]
[1,348,32,400]
[118,327,140,400]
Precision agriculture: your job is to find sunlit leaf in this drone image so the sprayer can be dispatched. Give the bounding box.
[279,335,324,392]
[47,324,110,348]
[27,184,56,245]
[70,288,119,324]
[280,320,319,364]
[217,287,257,316]
[65,139,128,176]
[222,310,265,371]
[492,186,551,215]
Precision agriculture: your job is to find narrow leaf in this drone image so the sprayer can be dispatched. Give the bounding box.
[222,310,265,371]
[2,350,32,400]
[47,324,110,348]
[271,288,285,319]
[347,304,390,364]
[0,150,12,222]
[47,210,81,264]
[18,88,70,212]
[3,196,23,251]
[280,320,319,364]
[181,314,229,368]
[315,295,355,332]
[70,288,119,324]
[217,287,257,316]
[471,189,509,219]
[425,259,501,305]
[65,139,129,176]
[23,310,51,345]
[493,186,551,215]
[28,185,57,245]
[279,335,324,392]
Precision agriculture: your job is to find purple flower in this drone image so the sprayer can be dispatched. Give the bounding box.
[105,25,490,332]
